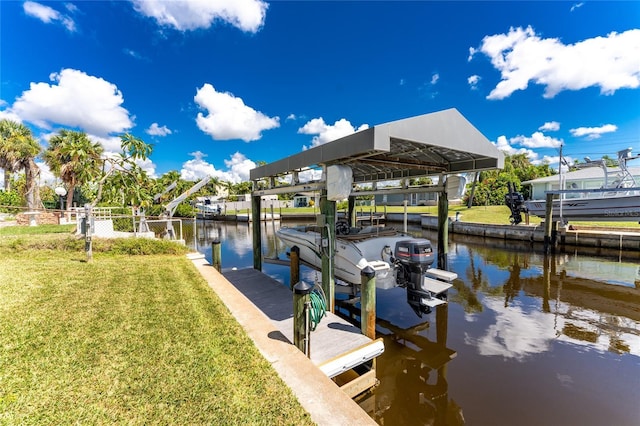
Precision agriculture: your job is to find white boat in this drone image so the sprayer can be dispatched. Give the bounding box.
[524,148,640,222]
[276,224,434,290]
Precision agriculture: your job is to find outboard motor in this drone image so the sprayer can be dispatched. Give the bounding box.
[505,182,526,225]
[394,239,437,317]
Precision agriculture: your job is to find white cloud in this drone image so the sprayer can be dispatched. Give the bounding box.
[570,2,584,12]
[85,134,123,153]
[510,131,563,149]
[467,47,478,62]
[539,121,560,132]
[0,108,23,123]
[286,114,297,121]
[570,124,617,139]
[135,158,158,179]
[180,151,215,181]
[298,117,369,150]
[35,161,56,186]
[23,1,76,32]
[430,73,440,85]
[122,48,148,61]
[471,26,640,99]
[222,151,256,182]
[180,151,255,184]
[146,122,172,136]
[468,74,481,90]
[493,135,539,162]
[194,83,279,142]
[130,0,268,33]
[9,68,133,137]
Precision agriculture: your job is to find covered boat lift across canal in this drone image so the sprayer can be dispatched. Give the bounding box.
[249,108,504,311]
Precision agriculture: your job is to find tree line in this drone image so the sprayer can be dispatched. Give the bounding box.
[1,118,563,216]
[0,119,254,217]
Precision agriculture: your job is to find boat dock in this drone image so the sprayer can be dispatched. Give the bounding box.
[222,268,383,389]
[189,254,380,424]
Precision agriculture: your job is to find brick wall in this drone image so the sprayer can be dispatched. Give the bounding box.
[15,212,61,226]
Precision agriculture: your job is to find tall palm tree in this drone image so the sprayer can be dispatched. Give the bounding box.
[44,130,104,210]
[0,119,42,209]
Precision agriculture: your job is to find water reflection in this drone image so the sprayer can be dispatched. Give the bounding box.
[190,220,640,426]
[372,305,464,426]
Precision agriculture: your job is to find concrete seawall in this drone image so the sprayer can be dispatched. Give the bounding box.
[418,215,640,251]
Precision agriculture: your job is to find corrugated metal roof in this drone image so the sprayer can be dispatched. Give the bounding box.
[250,108,503,185]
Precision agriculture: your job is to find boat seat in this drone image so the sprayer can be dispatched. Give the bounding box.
[368,260,391,271]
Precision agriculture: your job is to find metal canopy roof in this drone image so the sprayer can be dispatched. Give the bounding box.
[250,108,503,185]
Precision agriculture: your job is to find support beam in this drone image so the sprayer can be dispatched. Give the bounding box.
[437,188,448,270]
[252,195,262,270]
[320,190,336,313]
[544,193,553,254]
[347,196,355,228]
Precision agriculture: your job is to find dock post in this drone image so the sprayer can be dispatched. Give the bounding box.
[293,281,312,357]
[252,195,262,270]
[360,266,376,339]
[348,196,355,228]
[320,191,336,313]
[437,187,448,270]
[290,245,300,290]
[544,193,554,254]
[212,239,222,272]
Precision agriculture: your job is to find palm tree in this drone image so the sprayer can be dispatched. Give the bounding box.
[44,130,104,210]
[0,119,42,209]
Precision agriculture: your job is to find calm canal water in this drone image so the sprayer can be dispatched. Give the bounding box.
[187,219,640,426]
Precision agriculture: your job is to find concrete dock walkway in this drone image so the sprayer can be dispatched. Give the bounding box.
[188,253,376,426]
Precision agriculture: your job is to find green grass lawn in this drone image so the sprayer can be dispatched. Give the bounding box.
[0,232,312,425]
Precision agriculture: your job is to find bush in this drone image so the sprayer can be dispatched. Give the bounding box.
[1,234,190,256]
[0,190,22,213]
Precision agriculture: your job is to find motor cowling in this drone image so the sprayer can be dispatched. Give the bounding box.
[394,239,435,274]
[394,239,435,288]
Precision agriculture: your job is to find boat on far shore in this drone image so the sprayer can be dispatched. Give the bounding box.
[524,148,640,222]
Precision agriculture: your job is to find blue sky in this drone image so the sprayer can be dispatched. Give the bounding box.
[1,1,639,184]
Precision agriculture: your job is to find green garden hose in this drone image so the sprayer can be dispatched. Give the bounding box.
[308,285,327,331]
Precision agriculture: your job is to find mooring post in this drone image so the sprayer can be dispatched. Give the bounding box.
[84,203,93,262]
[437,188,449,270]
[290,245,300,290]
[212,239,222,272]
[251,194,262,270]
[360,266,376,339]
[544,193,554,254]
[293,281,312,357]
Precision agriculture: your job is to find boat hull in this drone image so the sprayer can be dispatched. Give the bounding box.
[524,193,640,222]
[276,226,434,289]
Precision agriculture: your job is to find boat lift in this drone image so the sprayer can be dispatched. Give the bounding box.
[250,108,503,312]
[162,175,212,239]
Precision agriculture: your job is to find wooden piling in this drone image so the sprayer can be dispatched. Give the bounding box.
[544,193,554,254]
[290,245,300,290]
[293,281,312,357]
[212,239,222,272]
[437,189,448,269]
[360,266,376,339]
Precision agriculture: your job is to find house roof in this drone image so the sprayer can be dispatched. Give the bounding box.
[250,108,503,185]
